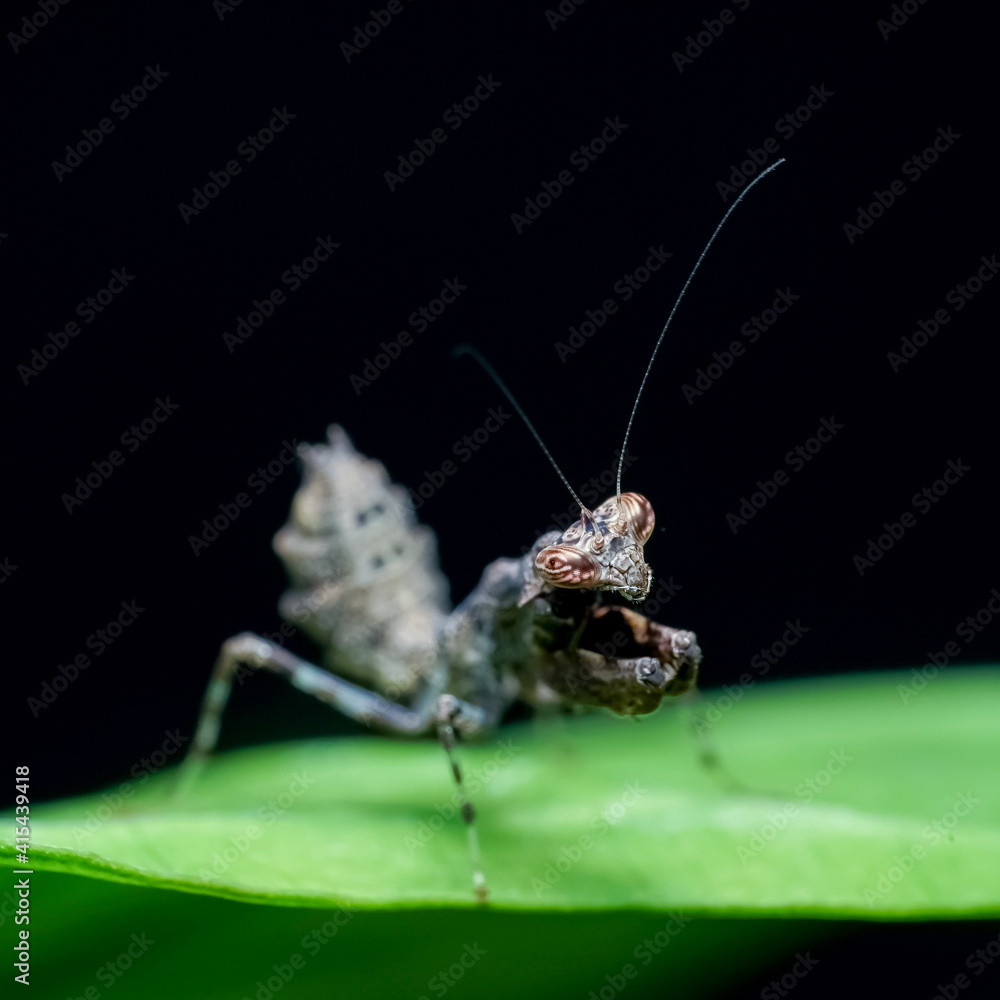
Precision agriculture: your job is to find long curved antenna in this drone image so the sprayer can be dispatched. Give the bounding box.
[453,343,585,510]
[616,158,787,500]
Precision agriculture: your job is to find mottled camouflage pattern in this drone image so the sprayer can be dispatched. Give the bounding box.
[272,426,700,728]
[532,493,655,602]
[272,426,449,699]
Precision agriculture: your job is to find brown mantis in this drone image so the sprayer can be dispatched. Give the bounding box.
[180,159,786,901]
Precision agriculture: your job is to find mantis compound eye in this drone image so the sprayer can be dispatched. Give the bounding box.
[616,492,655,543]
[534,545,601,589]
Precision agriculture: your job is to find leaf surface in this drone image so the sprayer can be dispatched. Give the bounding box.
[5,668,999,917]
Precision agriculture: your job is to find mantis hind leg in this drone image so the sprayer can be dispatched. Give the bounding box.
[178,631,497,902]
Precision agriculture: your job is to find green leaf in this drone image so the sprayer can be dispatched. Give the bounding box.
[28,875,837,1000]
[5,668,999,917]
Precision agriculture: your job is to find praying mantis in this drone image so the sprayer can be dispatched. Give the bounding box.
[181,160,786,901]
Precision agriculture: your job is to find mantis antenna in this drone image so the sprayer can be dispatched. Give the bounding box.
[615,158,786,500]
[456,156,787,513]
[452,342,586,510]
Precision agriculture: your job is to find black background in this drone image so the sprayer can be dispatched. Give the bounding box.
[6,0,997,996]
